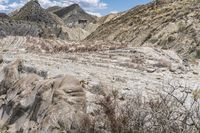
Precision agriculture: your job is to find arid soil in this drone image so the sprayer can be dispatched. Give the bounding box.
[0,33,200,132]
[1,36,200,95]
[1,0,200,132]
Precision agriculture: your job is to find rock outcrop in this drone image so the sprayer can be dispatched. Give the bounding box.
[0,20,41,37]
[0,60,88,132]
[95,12,125,25]
[0,19,69,39]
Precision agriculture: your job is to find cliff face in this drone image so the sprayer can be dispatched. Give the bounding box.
[86,0,200,57]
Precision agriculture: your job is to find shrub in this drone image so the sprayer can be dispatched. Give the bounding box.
[92,83,200,133]
[154,58,172,68]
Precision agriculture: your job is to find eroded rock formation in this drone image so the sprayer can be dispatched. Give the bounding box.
[0,60,88,132]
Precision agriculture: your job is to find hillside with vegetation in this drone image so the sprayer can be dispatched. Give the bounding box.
[86,0,200,57]
[0,0,200,132]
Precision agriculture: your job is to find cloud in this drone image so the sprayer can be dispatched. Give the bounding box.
[0,4,6,10]
[0,0,107,16]
[110,10,118,14]
[87,11,101,17]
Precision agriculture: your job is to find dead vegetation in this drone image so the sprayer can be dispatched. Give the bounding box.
[26,37,128,53]
[87,82,200,133]
[154,58,172,68]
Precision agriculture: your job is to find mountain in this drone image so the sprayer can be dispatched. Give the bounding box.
[54,4,96,26]
[96,12,125,25]
[8,9,19,17]
[0,20,42,38]
[12,0,63,25]
[46,6,62,13]
[1,0,70,40]
[86,0,200,57]
[0,13,9,19]
[8,1,98,40]
[1,0,200,132]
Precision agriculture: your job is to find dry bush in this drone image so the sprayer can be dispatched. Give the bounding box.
[91,83,200,133]
[131,55,145,65]
[154,58,172,68]
[26,37,128,54]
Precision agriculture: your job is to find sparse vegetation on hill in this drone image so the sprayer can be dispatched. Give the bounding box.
[86,0,200,57]
[0,0,200,132]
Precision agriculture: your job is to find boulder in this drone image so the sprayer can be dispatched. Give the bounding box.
[0,60,88,132]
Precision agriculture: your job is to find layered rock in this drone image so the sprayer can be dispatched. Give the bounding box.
[3,0,70,40]
[0,19,69,39]
[0,20,41,37]
[0,60,88,132]
[86,0,200,57]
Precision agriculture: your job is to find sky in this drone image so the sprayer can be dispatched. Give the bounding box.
[0,0,152,16]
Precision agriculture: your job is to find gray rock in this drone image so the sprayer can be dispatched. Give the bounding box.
[0,60,88,132]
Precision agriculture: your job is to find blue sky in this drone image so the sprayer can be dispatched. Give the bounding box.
[98,0,151,15]
[0,0,151,16]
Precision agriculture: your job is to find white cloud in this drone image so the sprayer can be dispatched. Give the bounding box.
[0,0,107,15]
[87,11,101,17]
[110,10,118,14]
[0,4,6,10]
[8,2,22,8]
[28,0,107,9]
[0,0,8,4]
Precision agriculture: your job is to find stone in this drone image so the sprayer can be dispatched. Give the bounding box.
[193,70,199,75]
[169,64,178,72]
[0,60,88,132]
[147,67,156,73]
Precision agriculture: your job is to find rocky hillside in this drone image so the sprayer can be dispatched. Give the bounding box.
[86,0,200,57]
[0,13,9,19]
[0,20,41,38]
[46,6,62,13]
[0,19,69,39]
[12,0,63,25]
[1,0,200,132]
[54,4,96,26]
[95,12,125,25]
[0,36,200,132]
[0,0,70,40]
[1,1,100,41]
